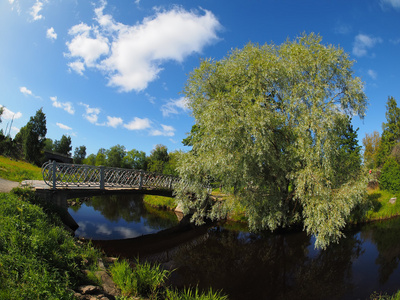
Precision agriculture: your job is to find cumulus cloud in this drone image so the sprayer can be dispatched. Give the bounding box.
[66,1,221,92]
[107,116,123,128]
[80,102,101,124]
[161,97,189,117]
[124,117,151,130]
[30,0,44,21]
[150,124,175,136]
[56,122,72,130]
[66,23,109,68]
[0,106,22,120]
[352,34,382,57]
[46,27,57,40]
[50,96,75,114]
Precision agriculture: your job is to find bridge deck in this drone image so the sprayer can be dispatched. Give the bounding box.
[21,180,175,198]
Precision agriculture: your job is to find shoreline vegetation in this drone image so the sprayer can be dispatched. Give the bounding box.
[1,155,400,299]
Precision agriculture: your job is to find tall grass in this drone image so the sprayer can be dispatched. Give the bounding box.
[110,258,172,299]
[110,258,229,300]
[165,287,229,300]
[0,192,101,299]
[0,155,42,181]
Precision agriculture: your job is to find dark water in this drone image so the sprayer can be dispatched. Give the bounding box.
[69,195,400,300]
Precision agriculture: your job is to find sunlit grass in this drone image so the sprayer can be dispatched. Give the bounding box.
[0,155,42,182]
[0,191,102,299]
[365,187,400,221]
[143,194,177,210]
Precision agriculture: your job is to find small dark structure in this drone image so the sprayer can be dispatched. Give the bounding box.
[44,150,73,164]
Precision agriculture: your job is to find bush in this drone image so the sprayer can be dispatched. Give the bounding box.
[380,157,400,192]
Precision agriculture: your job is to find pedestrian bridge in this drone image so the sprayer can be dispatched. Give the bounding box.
[41,161,180,191]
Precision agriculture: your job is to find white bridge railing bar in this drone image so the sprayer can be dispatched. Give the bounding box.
[42,161,180,191]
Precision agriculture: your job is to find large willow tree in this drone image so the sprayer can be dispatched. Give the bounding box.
[176,33,368,249]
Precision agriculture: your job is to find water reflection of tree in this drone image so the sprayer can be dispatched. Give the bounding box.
[172,227,363,300]
[361,218,400,284]
[87,194,178,229]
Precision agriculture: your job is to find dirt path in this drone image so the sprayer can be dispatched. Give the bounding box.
[0,178,19,192]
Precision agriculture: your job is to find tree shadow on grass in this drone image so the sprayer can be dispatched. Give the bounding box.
[368,193,382,212]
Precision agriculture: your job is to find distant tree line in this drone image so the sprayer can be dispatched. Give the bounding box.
[0,108,180,176]
[363,96,400,192]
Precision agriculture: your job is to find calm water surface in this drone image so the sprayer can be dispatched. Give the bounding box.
[69,195,400,300]
[68,194,179,240]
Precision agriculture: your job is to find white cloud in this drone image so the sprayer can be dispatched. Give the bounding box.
[56,122,72,130]
[66,2,221,92]
[380,0,400,9]
[20,86,33,96]
[19,86,41,99]
[68,61,85,75]
[124,117,151,130]
[150,124,175,136]
[352,34,382,57]
[30,0,44,21]
[66,23,109,67]
[80,102,101,124]
[107,116,123,128]
[161,97,189,117]
[46,27,57,40]
[367,69,377,80]
[50,96,75,114]
[0,106,22,120]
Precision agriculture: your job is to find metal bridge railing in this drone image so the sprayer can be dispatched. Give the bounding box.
[42,161,180,190]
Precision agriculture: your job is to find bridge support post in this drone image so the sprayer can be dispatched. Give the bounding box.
[139,170,144,189]
[52,161,57,190]
[100,166,105,189]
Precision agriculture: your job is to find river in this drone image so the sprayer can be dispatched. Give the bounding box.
[68,194,400,300]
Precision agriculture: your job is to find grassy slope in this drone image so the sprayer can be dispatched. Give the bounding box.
[366,187,400,221]
[0,156,42,182]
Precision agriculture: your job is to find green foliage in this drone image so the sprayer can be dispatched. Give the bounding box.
[73,145,87,164]
[110,258,172,299]
[363,131,381,169]
[95,148,107,166]
[0,193,101,299]
[84,153,96,165]
[376,96,400,167]
[19,108,47,165]
[107,144,126,168]
[380,157,400,193]
[177,33,368,249]
[54,135,72,156]
[124,148,148,170]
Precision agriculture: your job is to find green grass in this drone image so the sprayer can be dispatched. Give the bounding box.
[0,191,102,299]
[110,258,228,300]
[110,258,172,299]
[143,194,177,210]
[0,155,42,182]
[365,187,400,221]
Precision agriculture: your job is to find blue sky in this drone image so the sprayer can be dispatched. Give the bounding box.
[1,0,399,156]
